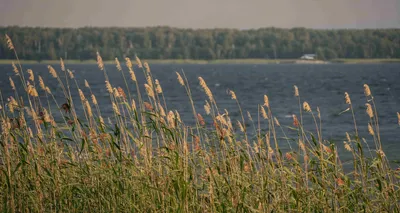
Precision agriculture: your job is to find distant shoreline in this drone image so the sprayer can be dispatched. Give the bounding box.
[1,58,400,65]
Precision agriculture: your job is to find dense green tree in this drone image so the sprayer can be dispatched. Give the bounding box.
[1,26,399,60]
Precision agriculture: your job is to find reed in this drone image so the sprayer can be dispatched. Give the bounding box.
[0,35,399,213]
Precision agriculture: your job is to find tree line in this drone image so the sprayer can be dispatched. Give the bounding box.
[1,26,399,61]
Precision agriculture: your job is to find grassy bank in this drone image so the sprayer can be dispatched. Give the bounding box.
[1,58,400,65]
[1,35,399,212]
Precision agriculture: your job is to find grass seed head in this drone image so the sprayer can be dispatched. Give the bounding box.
[144,62,150,73]
[115,58,122,71]
[158,103,166,117]
[27,69,34,82]
[344,141,351,151]
[91,94,98,105]
[199,77,213,102]
[368,123,374,135]
[303,102,311,112]
[78,89,86,101]
[135,55,143,68]
[112,102,120,115]
[261,105,268,119]
[38,76,45,90]
[197,113,205,126]
[12,61,19,75]
[274,117,280,126]
[263,95,269,108]
[48,65,58,78]
[292,114,299,127]
[60,58,65,71]
[9,77,15,90]
[363,84,371,97]
[67,69,74,79]
[176,72,185,86]
[344,92,351,105]
[397,112,400,126]
[129,70,136,82]
[105,81,113,94]
[96,52,104,71]
[131,99,136,111]
[5,34,14,50]
[155,79,163,93]
[145,84,155,98]
[294,85,299,97]
[204,101,211,115]
[229,90,237,100]
[167,111,176,128]
[365,103,373,118]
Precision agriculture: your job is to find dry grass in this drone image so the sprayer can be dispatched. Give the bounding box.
[0,35,399,212]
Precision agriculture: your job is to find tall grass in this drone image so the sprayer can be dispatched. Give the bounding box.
[0,35,399,212]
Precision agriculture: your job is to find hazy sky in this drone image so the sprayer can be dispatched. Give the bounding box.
[1,0,399,29]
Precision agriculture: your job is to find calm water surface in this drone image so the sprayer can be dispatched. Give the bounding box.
[0,63,399,162]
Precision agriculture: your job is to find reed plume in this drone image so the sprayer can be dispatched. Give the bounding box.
[48,65,58,78]
[91,94,98,105]
[129,70,136,82]
[85,100,93,117]
[176,72,185,86]
[112,103,120,115]
[292,114,299,127]
[9,77,15,90]
[105,81,113,94]
[60,58,65,71]
[294,85,299,97]
[27,69,34,82]
[260,106,268,119]
[274,117,280,126]
[115,58,122,71]
[368,123,374,135]
[78,89,86,101]
[303,102,311,112]
[229,90,237,100]
[365,103,373,118]
[144,62,150,73]
[68,69,74,79]
[344,92,351,105]
[27,85,38,97]
[237,121,244,132]
[131,99,136,111]
[155,79,163,94]
[397,112,400,126]
[135,55,143,68]
[12,61,19,75]
[363,84,371,97]
[204,101,211,115]
[167,111,176,128]
[199,77,213,102]
[96,52,104,71]
[263,95,269,108]
[145,84,155,98]
[117,87,127,99]
[38,76,45,90]
[158,103,166,117]
[5,34,14,50]
[344,142,351,151]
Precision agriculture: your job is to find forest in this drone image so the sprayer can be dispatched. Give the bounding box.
[1,26,399,61]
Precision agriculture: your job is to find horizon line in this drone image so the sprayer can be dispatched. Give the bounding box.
[1,25,400,31]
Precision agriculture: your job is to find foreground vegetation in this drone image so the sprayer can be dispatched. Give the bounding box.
[1,27,400,61]
[1,35,400,212]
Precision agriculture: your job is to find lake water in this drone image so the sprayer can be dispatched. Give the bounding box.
[1,63,399,162]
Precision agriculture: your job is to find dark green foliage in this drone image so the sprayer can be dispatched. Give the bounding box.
[1,27,399,60]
